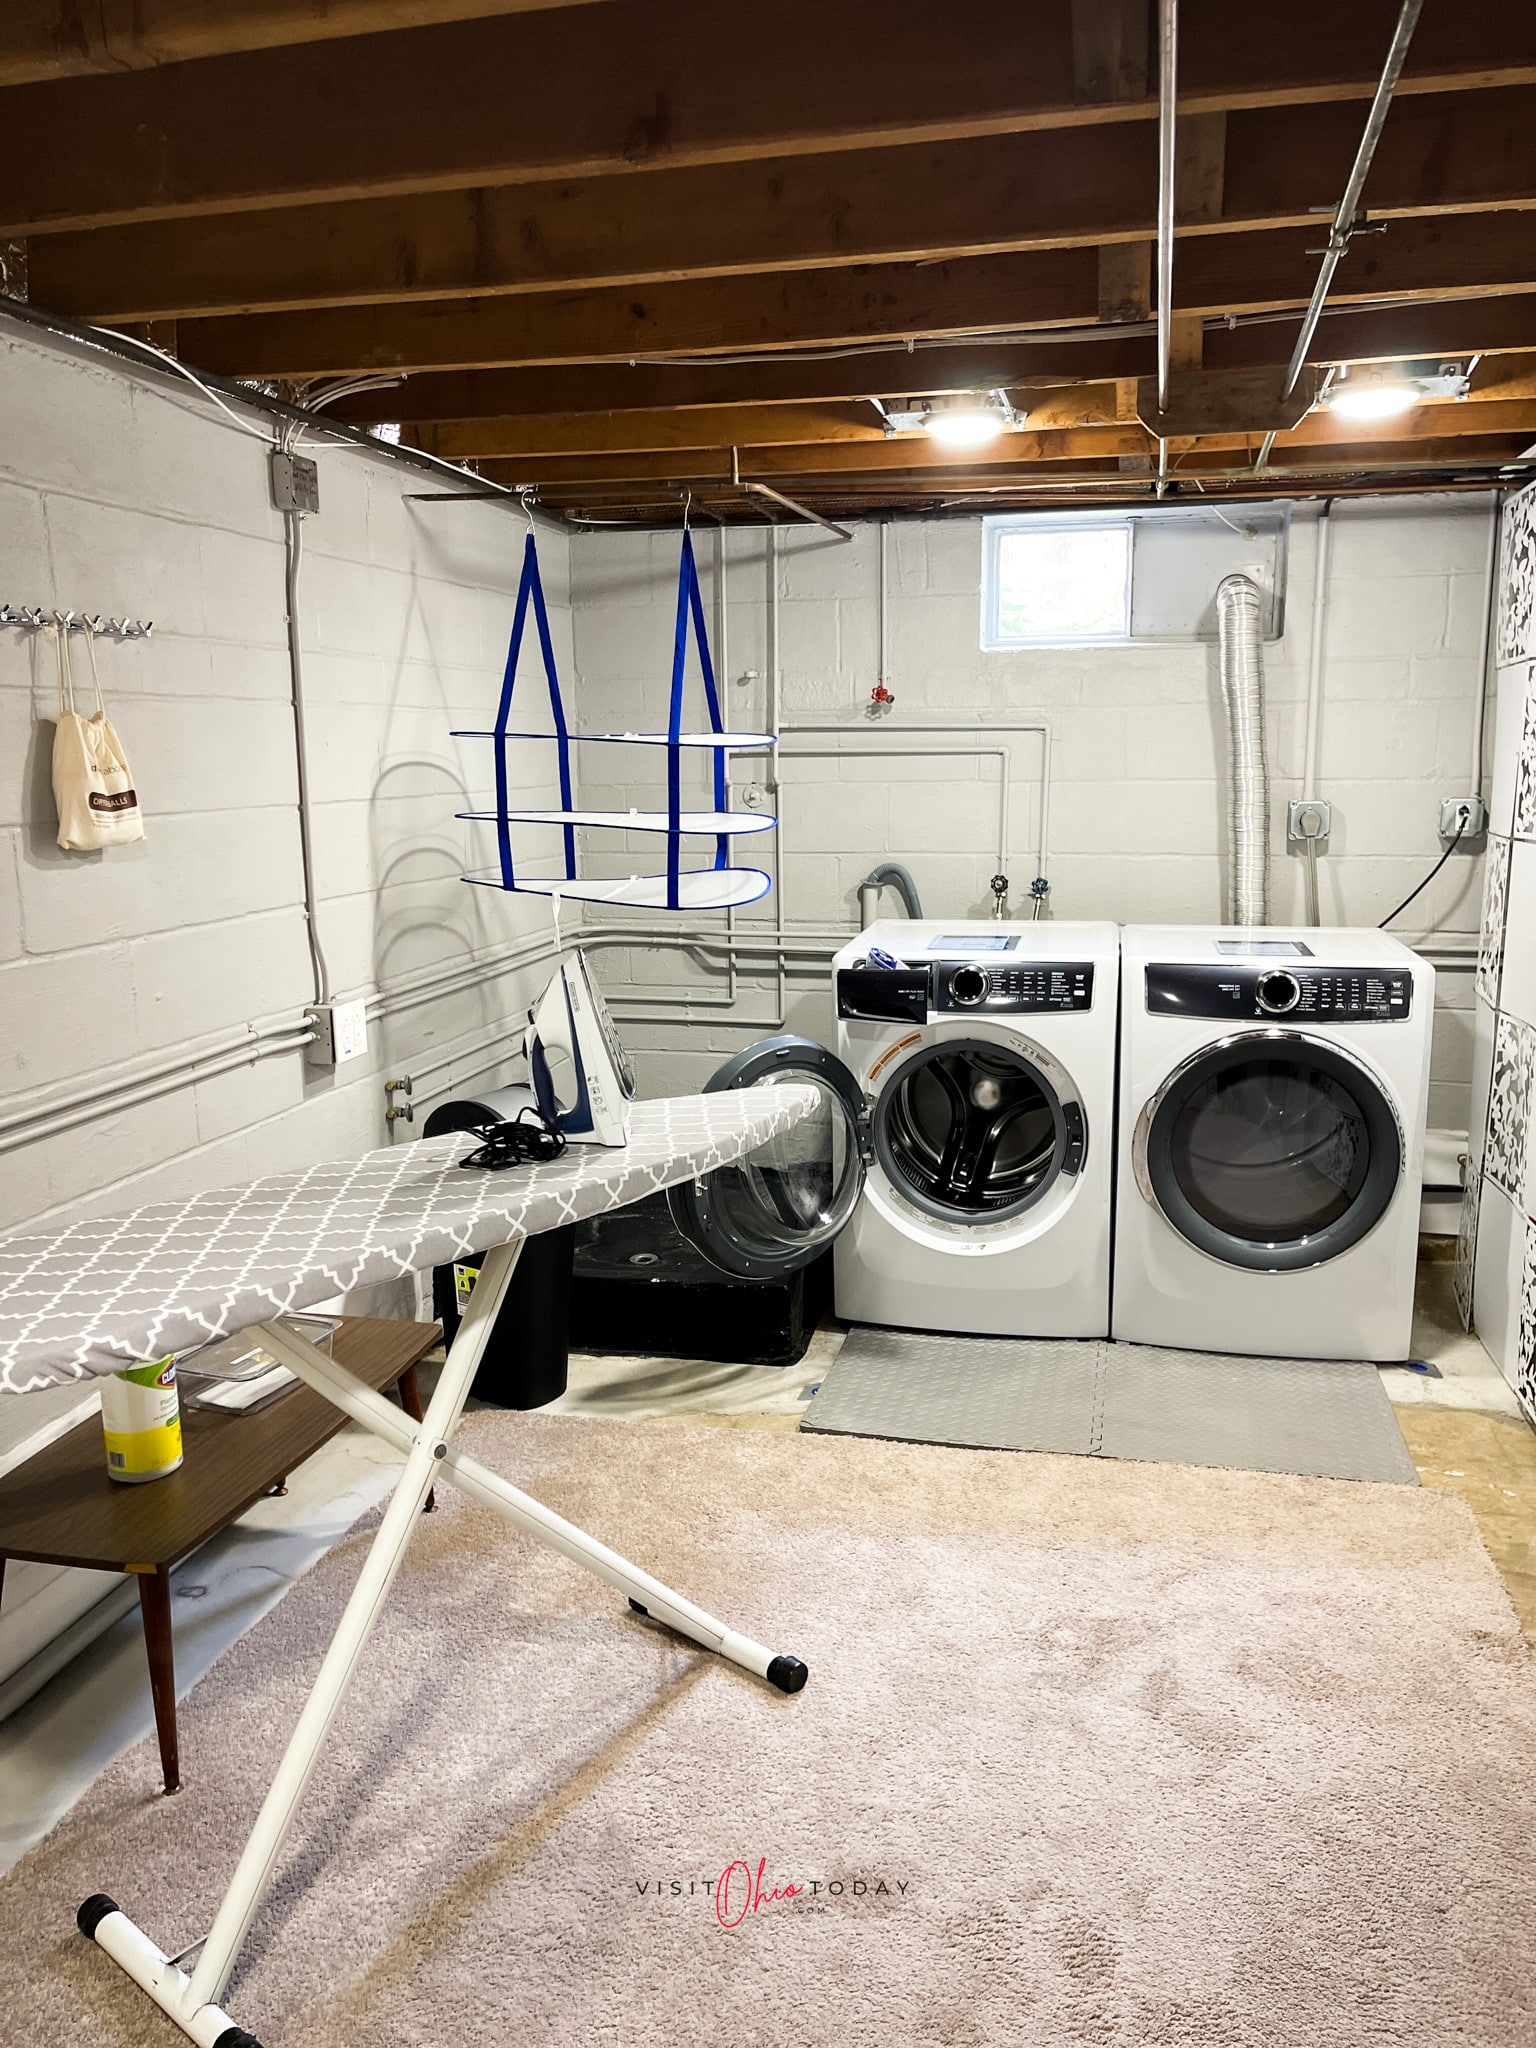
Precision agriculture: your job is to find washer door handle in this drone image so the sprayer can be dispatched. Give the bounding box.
[1131,1099,1156,1204]
[1060,1100,1087,1176]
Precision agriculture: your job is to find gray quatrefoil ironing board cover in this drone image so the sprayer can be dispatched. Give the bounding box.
[0,1089,813,1393]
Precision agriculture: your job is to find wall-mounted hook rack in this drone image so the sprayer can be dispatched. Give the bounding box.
[0,605,154,639]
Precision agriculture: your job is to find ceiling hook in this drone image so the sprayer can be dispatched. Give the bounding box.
[681,488,692,533]
[518,486,537,537]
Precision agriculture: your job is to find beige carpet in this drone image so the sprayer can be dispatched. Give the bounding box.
[3,1414,1534,2047]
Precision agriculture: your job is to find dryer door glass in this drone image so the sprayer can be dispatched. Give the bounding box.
[1144,1038,1402,1272]
[873,1037,1071,1224]
[667,1037,867,1279]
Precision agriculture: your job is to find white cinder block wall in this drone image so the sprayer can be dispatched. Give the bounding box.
[570,496,1492,1132]
[0,317,572,1686]
[0,319,568,1242]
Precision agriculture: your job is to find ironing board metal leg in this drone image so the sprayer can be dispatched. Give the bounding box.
[180,1236,524,2018]
[78,1239,526,2047]
[256,1318,805,1690]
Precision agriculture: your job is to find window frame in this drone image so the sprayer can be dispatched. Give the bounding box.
[980,512,1134,652]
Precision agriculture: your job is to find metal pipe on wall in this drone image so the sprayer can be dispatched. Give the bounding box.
[1154,0,1178,493]
[1471,496,1501,796]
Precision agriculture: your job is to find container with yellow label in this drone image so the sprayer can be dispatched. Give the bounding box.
[100,1356,184,1484]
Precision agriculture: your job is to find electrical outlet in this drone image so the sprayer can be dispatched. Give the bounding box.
[270,449,320,516]
[305,999,368,1067]
[1439,796,1487,842]
[1287,798,1332,846]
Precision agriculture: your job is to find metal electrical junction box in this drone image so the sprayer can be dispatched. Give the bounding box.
[305,999,369,1066]
[270,450,320,515]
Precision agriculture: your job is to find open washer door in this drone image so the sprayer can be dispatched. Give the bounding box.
[1134,1030,1403,1273]
[668,1036,868,1278]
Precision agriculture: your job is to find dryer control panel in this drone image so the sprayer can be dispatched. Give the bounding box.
[1145,963,1412,1021]
[838,959,1095,1019]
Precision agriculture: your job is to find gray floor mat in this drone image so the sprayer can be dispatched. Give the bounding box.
[801,1327,1419,1485]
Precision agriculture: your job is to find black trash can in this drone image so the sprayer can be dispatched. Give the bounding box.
[421,1085,574,1409]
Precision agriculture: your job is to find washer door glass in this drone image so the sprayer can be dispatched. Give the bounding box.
[875,1038,1067,1223]
[1144,1039,1402,1272]
[667,1037,867,1279]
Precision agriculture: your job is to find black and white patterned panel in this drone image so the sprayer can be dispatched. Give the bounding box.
[0,1089,815,1393]
[1518,1223,1536,1424]
[1486,1012,1536,1204]
[1516,676,1536,840]
[1477,832,1511,1007]
[1498,484,1536,667]
[1454,1175,1480,1332]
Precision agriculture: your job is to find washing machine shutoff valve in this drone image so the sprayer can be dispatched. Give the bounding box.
[991,874,1009,918]
[868,681,894,714]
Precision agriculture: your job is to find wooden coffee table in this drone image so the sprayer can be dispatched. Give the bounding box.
[0,1316,440,1794]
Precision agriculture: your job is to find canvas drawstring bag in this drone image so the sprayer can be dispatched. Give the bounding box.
[51,624,145,850]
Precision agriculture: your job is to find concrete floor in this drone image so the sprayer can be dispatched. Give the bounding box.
[1,1255,1532,1880]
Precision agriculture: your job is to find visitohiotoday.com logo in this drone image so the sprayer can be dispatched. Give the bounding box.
[634,1857,913,1929]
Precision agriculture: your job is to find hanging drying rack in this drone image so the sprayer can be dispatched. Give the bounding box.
[0,605,154,639]
[454,523,777,912]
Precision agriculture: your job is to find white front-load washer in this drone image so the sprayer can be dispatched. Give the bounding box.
[1112,925,1433,1362]
[663,919,1117,1339]
[833,919,1117,1336]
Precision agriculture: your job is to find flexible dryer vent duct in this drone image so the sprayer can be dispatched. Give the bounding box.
[1216,574,1270,925]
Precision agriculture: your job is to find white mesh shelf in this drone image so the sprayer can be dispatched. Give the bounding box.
[451,727,775,750]
[458,806,776,835]
[462,867,773,909]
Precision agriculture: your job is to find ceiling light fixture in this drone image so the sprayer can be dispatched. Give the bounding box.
[1325,359,1470,421]
[922,391,1024,446]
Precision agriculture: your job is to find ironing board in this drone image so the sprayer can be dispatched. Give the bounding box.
[0,1089,814,2048]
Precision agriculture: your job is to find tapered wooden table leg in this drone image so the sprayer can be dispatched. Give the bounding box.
[136,1566,180,1795]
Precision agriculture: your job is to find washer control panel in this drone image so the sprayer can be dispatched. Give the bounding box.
[837,959,1095,1021]
[1145,963,1412,1021]
[935,959,1095,1014]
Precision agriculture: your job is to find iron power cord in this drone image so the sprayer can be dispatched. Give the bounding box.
[1378,814,1469,929]
[458,1106,567,1172]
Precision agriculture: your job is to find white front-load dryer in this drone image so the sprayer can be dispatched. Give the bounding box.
[831,919,1118,1337]
[1112,925,1433,1363]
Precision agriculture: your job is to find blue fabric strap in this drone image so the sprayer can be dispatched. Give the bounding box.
[493,533,575,889]
[667,532,730,909]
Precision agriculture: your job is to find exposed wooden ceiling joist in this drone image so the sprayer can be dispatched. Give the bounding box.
[0,2,603,89]
[415,390,1536,462]
[316,299,1536,426]
[177,209,1536,380]
[3,0,1534,238]
[463,411,1536,488]
[28,86,1536,323]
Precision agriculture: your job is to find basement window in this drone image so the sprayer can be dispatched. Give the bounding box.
[981,507,1289,648]
[982,516,1131,649]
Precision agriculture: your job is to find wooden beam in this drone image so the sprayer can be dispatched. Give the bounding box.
[177,250,1104,378]
[1098,243,1152,323]
[1070,0,1149,103]
[316,298,1536,428]
[0,3,604,89]
[426,388,1536,465]
[177,210,1536,381]
[4,0,1535,238]
[26,83,1536,321]
[465,415,1536,489]
[416,404,887,460]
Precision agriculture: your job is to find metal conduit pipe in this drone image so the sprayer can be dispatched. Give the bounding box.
[1281,0,1424,398]
[1216,575,1271,926]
